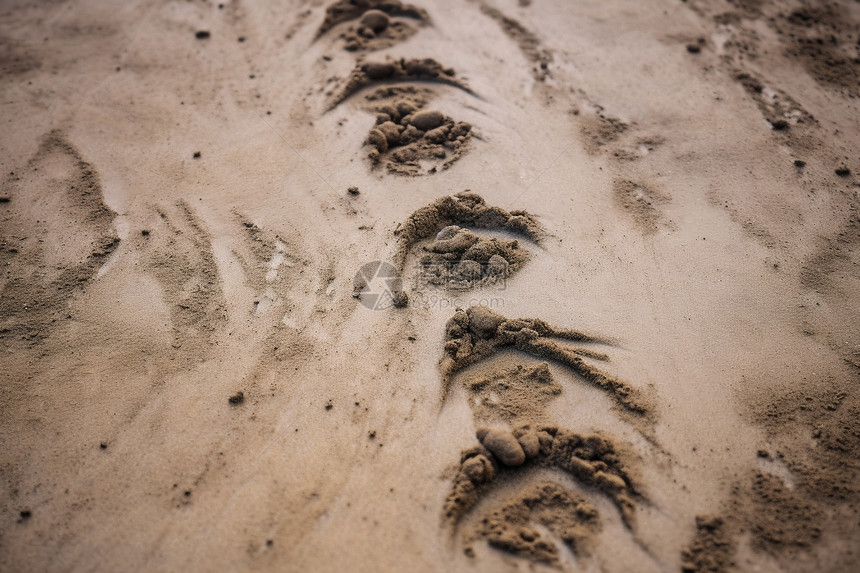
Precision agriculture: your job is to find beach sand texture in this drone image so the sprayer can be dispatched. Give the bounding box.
[1,0,859,571]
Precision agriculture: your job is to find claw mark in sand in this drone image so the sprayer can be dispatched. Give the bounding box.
[232,215,308,321]
[142,201,227,352]
[0,130,118,344]
[234,214,305,288]
[364,92,473,175]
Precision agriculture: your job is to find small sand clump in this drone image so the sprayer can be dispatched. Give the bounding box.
[363,99,473,176]
[479,428,526,466]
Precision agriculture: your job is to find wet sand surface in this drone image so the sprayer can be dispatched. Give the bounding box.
[1,1,859,571]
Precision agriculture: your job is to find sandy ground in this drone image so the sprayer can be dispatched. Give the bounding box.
[1,0,859,571]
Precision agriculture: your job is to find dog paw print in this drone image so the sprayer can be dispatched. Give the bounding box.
[316,0,429,52]
[365,97,473,175]
[440,306,653,421]
[316,0,480,176]
[317,0,430,52]
[390,192,544,300]
[445,425,643,566]
[326,58,478,175]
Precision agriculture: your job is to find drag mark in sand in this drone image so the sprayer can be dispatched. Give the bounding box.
[473,1,553,81]
[141,201,227,354]
[0,130,118,344]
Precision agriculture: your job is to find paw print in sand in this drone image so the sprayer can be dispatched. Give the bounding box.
[365,102,473,175]
[315,0,429,52]
[391,192,544,301]
[445,424,643,567]
[440,306,653,423]
[439,305,656,568]
[331,60,477,175]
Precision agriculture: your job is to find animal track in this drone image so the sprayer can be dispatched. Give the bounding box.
[445,424,641,563]
[364,93,473,175]
[318,4,481,175]
[392,192,543,298]
[440,306,652,420]
[476,2,552,81]
[320,1,429,53]
[142,201,227,353]
[310,4,664,568]
[316,0,429,40]
[0,130,118,344]
[413,225,527,289]
[329,58,472,108]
